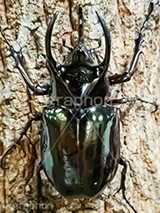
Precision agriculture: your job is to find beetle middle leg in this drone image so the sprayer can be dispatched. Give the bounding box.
[106,97,158,112]
[0,114,42,169]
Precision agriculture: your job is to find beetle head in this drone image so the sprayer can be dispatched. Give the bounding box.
[45,10,111,97]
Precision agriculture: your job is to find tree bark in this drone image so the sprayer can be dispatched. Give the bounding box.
[0,0,160,212]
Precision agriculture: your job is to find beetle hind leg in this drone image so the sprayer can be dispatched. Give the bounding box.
[117,157,137,213]
[0,114,42,169]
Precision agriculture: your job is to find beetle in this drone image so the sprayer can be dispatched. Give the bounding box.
[0,2,158,213]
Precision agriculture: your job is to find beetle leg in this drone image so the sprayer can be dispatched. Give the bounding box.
[37,164,43,205]
[10,47,51,95]
[106,97,158,112]
[117,157,137,213]
[0,114,42,169]
[108,33,143,85]
[0,28,51,95]
[108,2,156,85]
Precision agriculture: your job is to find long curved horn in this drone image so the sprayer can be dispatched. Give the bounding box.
[45,13,58,69]
[96,12,111,71]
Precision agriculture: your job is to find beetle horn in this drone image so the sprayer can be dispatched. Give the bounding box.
[45,12,58,69]
[96,12,111,71]
[78,6,84,43]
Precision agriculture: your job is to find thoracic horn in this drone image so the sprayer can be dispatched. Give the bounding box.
[45,12,58,69]
[96,12,111,71]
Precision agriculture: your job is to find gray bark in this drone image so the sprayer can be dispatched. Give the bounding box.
[0,0,160,212]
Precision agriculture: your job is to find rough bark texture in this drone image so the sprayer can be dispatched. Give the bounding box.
[0,0,160,212]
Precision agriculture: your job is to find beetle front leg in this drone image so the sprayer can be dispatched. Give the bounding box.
[117,157,137,213]
[108,2,156,85]
[108,33,143,85]
[0,28,51,95]
[10,47,51,95]
[0,114,42,169]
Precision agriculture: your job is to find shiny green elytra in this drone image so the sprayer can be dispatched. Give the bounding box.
[42,105,120,197]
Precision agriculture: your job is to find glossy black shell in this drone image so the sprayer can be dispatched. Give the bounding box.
[42,105,120,197]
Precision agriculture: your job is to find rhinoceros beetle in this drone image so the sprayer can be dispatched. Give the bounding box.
[0,2,158,213]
